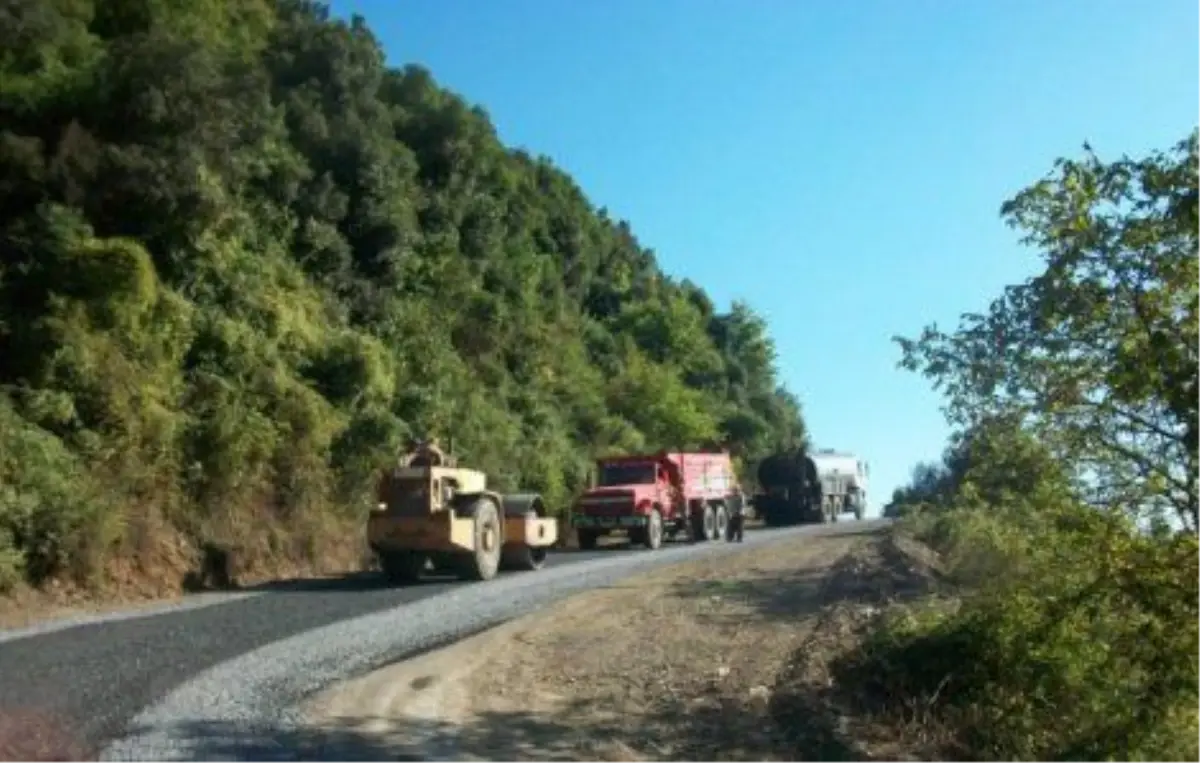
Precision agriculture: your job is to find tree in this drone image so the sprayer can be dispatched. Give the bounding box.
[896,132,1199,529]
[884,414,1073,518]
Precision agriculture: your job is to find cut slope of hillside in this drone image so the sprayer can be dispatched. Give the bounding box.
[0,1,807,604]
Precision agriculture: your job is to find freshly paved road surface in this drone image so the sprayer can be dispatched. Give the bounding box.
[0,518,883,758]
[0,548,622,756]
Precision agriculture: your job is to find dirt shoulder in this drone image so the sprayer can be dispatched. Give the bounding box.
[303,523,942,761]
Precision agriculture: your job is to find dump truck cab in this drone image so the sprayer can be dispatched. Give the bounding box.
[583,456,676,517]
[367,439,558,583]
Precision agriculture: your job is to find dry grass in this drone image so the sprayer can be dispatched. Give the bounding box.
[768,532,950,761]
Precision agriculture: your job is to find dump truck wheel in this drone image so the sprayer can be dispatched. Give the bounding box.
[690,506,711,543]
[380,551,425,584]
[703,505,718,541]
[759,502,776,528]
[577,529,599,550]
[713,504,729,542]
[644,508,664,550]
[456,498,502,581]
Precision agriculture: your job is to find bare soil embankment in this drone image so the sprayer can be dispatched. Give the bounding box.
[304,522,942,761]
[0,512,377,633]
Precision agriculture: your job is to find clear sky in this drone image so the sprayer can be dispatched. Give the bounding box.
[330,0,1197,514]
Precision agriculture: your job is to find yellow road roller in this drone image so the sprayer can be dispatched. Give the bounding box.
[366,439,559,583]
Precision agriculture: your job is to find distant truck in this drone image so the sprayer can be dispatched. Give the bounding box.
[571,449,745,550]
[753,447,868,526]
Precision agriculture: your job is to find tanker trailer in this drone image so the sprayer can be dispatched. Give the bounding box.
[753,448,870,525]
[752,449,822,526]
[808,449,869,522]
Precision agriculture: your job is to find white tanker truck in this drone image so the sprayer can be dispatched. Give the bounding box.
[809,449,869,520]
[753,447,869,525]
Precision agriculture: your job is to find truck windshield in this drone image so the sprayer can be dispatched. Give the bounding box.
[597,463,657,486]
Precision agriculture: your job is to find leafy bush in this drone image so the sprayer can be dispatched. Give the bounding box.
[841,506,1198,761]
[0,397,114,590]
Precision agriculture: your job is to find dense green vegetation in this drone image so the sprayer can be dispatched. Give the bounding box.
[863,133,1198,760]
[0,0,807,592]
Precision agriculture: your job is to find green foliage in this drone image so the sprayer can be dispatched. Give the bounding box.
[896,132,1199,529]
[0,0,805,587]
[885,416,1073,521]
[849,503,1199,761]
[871,134,1200,760]
[0,396,114,590]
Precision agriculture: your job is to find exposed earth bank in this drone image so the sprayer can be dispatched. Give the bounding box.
[304,523,942,761]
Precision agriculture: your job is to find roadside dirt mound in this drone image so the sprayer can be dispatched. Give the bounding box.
[768,532,949,761]
[304,524,927,761]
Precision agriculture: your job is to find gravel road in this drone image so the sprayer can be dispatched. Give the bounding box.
[0,521,886,761]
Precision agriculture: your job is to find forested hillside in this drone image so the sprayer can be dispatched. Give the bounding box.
[0,0,806,592]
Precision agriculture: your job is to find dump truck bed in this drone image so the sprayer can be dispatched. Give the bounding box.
[598,451,738,499]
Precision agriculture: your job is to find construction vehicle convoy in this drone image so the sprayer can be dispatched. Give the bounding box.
[753,447,869,526]
[367,440,559,583]
[366,439,865,584]
[570,448,745,550]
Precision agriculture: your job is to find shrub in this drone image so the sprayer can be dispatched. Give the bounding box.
[839,506,1199,761]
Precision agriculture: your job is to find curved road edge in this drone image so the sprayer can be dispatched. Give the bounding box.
[102,520,889,761]
[0,544,629,647]
[0,591,267,647]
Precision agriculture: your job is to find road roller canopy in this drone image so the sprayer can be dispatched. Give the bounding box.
[398,438,458,468]
[379,464,490,515]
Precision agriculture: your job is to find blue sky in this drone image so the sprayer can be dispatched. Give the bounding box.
[331,0,1197,514]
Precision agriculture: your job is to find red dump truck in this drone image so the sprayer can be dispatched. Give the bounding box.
[570,449,745,550]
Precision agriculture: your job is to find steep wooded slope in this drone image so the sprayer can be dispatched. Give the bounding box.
[0,0,806,590]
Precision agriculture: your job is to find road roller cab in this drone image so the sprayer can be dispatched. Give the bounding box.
[367,439,559,583]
